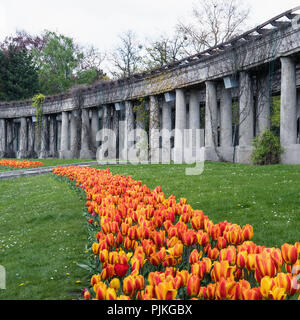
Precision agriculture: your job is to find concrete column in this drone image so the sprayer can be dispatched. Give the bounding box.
[202,81,218,161]
[70,110,81,158]
[0,119,6,157]
[39,115,48,159]
[162,101,173,163]
[188,89,201,162]
[219,86,234,162]
[60,111,70,159]
[123,101,134,162]
[236,71,254,163]
[256,71,271,136]
[27,118,35,157]
[49,115,57,158]
[6,119,14,157]
[80,108,94,159]
[17,117,27,159]
[280,56,300,164]
[110,107,119,162]
[149,95,160,163]
[91,108,99,152]
[174,88,186,163]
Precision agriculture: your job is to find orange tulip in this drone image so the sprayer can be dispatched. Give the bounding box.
[281,243,298,265]
[246,254,257,271]
[232,280,251,300]
[135,275,145,291]
[210,261,236,283]
[123,276,136,297]
[82,288,91,300]
[215,279,236,300]
[236,251,248,269]
[197,231,209,247]
[275,273,298,296]
[219,246,236,266]
[155,281,177,300]
[99,249,109,263]
[241,224,254,241]
[207,246,219,261]
[217,236,227,250]
[268,287,286,300]
[260,276,276,299]
[106,288,117,300]
[189,249,201,265]
[187,275,201,297]
[95,282,107,300]
[152,230,165,247]
[206,283,216,300]
[182,230,197,246]
[169,241,183,258]
[255,252,277,283]
[242,288,263,300]
[109,278,121,291]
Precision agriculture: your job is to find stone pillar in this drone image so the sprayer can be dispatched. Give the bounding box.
[17,117,27,159]
[0,119,6,157]
[6,119,14,157]
[134,100,148,163]
[91,108,99,152]
[174,89,186,163]
[162,100,173,163]
[39,115,49,159]
[27,118,35,157]
[80,108,94,159]
[70,110,81,158]
[49,115,57,158]
[60,111,70,159]
[219,86,234,161]
[123,101,134,162]
[280,56,300,164]
[236,71,254,163]
[149,95,160,163]
[256,71,271,136]
[188,89,201,163]
[202,81,218,161]
[110,107,119,162]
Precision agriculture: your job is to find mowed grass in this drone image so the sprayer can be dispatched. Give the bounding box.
[0,174,89,300]
[0,161,300,300]
[95,162,300,248]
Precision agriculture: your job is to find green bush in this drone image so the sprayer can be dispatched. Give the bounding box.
[251,130,283,165]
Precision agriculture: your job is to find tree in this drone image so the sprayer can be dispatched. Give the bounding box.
[109,30,144,78]
[177,0,250,54]
[0,29,46,53]
[31,31,84,95]
[0,45,39,101]
[31,30,107,95]
[143,34,188,69]
[75,44,107,85]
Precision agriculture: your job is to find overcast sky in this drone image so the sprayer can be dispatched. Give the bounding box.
[1,0,300,53]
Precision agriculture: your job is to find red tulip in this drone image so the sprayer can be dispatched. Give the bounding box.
[114,263,129,277]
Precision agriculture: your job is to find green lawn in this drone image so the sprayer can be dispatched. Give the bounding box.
[95,162,300,248]
[0,161,300,300]
[0,174,89,300]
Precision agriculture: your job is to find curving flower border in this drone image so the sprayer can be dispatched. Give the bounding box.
[0,159,44,169]
[52,166,300,301]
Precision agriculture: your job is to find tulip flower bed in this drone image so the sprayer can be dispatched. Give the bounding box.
[52,165,300,300]
[0,159,44,169]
